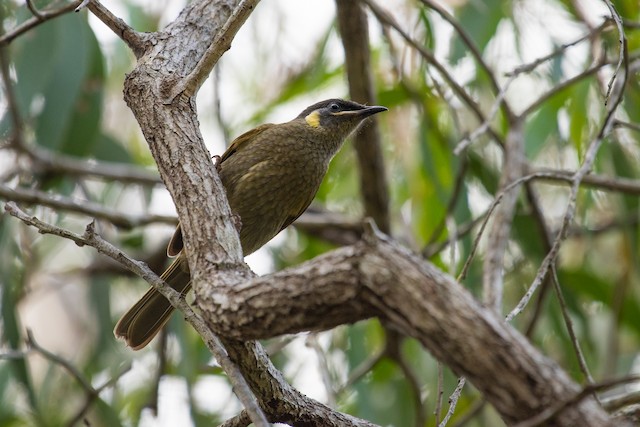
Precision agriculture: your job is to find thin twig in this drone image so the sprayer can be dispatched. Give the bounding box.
[0,1,82,46]
[434,363,444,424]
[4,202,269,427]
[506,0,628,323]
[603,1,625,105]
[65,362,131,426]
[0,184,176,229]
[454,75,516,155]
[362,0,504,147]
[533,168,640,195]
[457,172,561,281]
[438,377,466,427]
[337,350,384,394]
[519,60,607,119]
[507,21,611,76]
[423,216,483,259]
[305,334,337,408]
[451,398,486,427]
[18,142,163,185]
[567,215,640,236]
[25,0,45,19]
[427,166,640,262]
[613,120,640,132]
[25,329,93,391]
[417,0,506,113]
[166,0,261,102]
[549,266,597,397]
[264,336,296,356]
[74,0,91,11]
[82,0,148,58]
[513,375,640,427]
[6,329,132,427]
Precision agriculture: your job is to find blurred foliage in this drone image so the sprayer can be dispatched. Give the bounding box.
[1,0,640,426]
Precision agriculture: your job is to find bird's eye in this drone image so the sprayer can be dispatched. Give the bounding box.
[329,103,340,111]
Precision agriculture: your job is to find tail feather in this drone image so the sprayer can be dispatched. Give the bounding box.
[114,255,191,350]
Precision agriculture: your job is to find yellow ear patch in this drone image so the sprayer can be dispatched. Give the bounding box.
[305,111,320,128]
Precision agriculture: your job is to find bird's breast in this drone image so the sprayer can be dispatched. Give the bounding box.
[220,149,327,255]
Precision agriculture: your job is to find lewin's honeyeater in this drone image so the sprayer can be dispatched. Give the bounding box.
[114,99,387,350]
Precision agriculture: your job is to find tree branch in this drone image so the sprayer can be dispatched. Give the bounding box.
[482,120,524,312]
[0,184,176,229]
[0,329,132,426]
[362,0,504,147]
[17,142,163,185]
[195,223,620,426]
[166,0,261,101]
[417,0,514,121]
[0,1,81,46]
[4,201,269,427]
[81,0,148,58]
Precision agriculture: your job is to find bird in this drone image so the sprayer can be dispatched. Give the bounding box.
[114,98,388,350]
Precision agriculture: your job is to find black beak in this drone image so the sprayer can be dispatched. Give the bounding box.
[333,105,388,119]
[357,105,388,118]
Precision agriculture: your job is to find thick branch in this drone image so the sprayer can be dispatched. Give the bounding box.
[220,339,378,427]
[199,231,621,426]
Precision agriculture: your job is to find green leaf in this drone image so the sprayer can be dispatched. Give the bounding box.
[467,151,499,195]
[512,213,545,262]
[11,13,104,156]
[524,99,561,159]
[450,0,506,63]
[412,100,458,245]
[93,133,133,163]
[567,79,592,156]
[92,397,125,427]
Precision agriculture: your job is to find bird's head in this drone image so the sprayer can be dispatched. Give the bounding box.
[297,99,387,143]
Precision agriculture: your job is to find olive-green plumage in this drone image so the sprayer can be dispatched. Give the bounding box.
[114,99,387,350]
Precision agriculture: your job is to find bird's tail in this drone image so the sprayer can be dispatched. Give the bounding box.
[113,255,191,350]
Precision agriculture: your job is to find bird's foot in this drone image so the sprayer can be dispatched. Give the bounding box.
[212,155,222,172]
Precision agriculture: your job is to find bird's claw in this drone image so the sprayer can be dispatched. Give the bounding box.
[213,155,222,172]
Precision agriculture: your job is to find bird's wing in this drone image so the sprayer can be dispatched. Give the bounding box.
[279,191,318,233]
[220,123,274,162]
[167,224,183,256]
[167,124,274,256]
